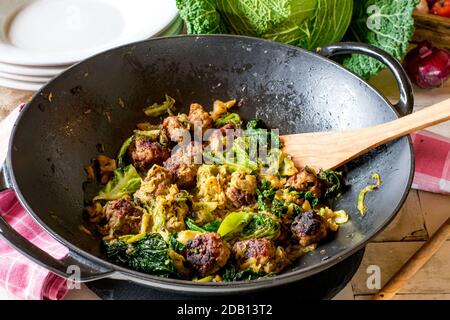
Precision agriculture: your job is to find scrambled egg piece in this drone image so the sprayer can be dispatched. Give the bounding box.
[150,185,190,233]
[192,165,229,224]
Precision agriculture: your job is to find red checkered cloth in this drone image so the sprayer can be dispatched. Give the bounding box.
[0,190,69,300]
[0,105,449,300]
[411,131,450,194]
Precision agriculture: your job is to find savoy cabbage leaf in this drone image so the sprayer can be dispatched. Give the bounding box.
[176,0,353,50]
[94,165,141,201]
[143,94,176,117]
[278,0,353,49]
[343,0,419,79]
[176,0,229,34]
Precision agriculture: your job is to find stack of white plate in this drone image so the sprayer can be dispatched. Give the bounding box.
[0,0,183,91]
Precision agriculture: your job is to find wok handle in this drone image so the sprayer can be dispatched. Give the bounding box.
[318,42,414,116]
[0,163,11,192]
[0,165,115,282]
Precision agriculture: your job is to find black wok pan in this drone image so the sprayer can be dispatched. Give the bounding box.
[0,35,414,295]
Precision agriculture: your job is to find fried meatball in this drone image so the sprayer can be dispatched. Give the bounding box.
[232,239,289,274]
[134,165,173,204]
[188,103,213,132]
[286,168,323,198]
[162,115,189,143]
[129,137,170,172]
[103,198,143,236]
[225,171,257,208]
[186,233,230,277]
[164,143,201,189]
[291,210,328,247]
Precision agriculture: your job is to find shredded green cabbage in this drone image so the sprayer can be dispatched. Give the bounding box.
[94,165,141,201]
[357,173,382,215]
[143,94,176,117]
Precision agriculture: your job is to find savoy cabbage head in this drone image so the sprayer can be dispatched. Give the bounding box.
[177,0,353,50]
[176,0,419,79]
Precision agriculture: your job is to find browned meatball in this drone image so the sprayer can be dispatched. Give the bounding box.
[186,233,230,277]
[188,103,213,132]
[225,188,253,208]
[291,211,328,247]
[164,143,201,189]
[128,137,170,173]
[162,115,189,143]
[286,168,323,198]
[103,198,143,236]
[232,239,288,274]
[225,171,257,208]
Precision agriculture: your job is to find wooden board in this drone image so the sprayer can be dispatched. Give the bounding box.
[351,242,450,295]
[356,293,450,300]
[419,191,450,236]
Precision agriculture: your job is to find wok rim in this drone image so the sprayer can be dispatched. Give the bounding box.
[6,34,415,293]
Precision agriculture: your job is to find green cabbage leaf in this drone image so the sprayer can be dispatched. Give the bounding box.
[343,0,420,79]
[177,0,353,50]
[176,0,419,78]
[143,94,176,117]
[94,165,141,201]
[175,0,229,34]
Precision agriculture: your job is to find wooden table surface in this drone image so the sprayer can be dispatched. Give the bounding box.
[0,72,449,300]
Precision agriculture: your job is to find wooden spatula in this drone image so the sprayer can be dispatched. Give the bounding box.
[281,98,450,171]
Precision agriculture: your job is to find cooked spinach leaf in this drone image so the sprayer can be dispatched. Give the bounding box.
[104,233,177,277]
[221,259,275,282]
[168,232,186,253]
[317,169,346,199]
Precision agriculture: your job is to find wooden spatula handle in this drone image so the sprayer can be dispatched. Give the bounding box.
[373,217,450,300]
[362,98,450,149]
[281,98,450,170]
[325,98,450,169]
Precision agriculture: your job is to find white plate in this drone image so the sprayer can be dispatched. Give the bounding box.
[0,71,51,82]
[0,0,178,66]
[0,62,67,76]
[0,14,183,78]
[0,76,44,91]
[0,17,182,78]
